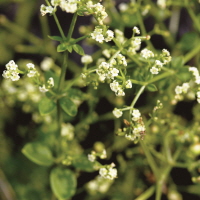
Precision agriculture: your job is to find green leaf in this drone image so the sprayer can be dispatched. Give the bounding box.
[72,44,85,56]
[48,35,64,42]
[50,167,77,200]
[66,45,73,53]
[171,56,184,69]
[72,155,95,172]
[146,84,158,92]
[22,142,54,166]
[57,43,68,52]
[39,97,56,115]
[59,97,77,117]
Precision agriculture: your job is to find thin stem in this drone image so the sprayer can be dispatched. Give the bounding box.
[135,186,155,200]
[130,85,146,112]
[45,0,66,39]
[140,140,159,180]
[147,71,173,84]
[184,43,200,64]
[67,13,78,41]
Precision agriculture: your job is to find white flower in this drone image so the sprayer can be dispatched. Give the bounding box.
[99,163,117,180]
[40,4,54,16]
[162,49,170,56]
[2,60,20,81]
[150,66,159,74]
[110,81,119,93]
[113,108,123,118]
[61,123,74,140]
[47,77,54,88]
[133,26,140,34]
[118,3,128,12]
[157,0,166,9]
[182,83,190,93]
[132,109,141,121]
[26,63,39,78]
[110,68,119,77]
[88,154,96,162]
[125,80,132,88]
[105,30,114,42]
[100,150,107,159]
[81,55,93,64]
[175,86,182,95]
[155,60,163,68]
[197,91,200,98]
[41,57,54,71]
[59,0,77,13]
[116,88,125,96]
[141,48,154,59]
[39,85,48,93]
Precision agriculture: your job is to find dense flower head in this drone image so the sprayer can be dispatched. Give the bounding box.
[141,48,154,59]
[91,27,114,43]
[40,4,54,16]
[110,81,125,96]
[2,60,20,81]
[132,109,141,121]
[99,163,117,180]
[96,62,119,82]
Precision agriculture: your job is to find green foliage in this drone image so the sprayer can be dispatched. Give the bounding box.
[50,167,77,200]
[22,142,54,166]
[38,97,56,115]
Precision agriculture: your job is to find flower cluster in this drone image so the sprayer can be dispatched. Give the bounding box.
[88,149,107,162]
[99,163,117,180]
[2,60,20,81]
[189,67,200,84]
[91,27,114,43]
[149,49,171,75]
[39,77,54,93]
[96,61,119,82]
[27,63,40,78]
[141,48,154,59]
[40,4,54,16]
[86,1,108,25]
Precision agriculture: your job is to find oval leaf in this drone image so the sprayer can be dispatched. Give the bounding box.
[72,44,85,56]
[39,97,56,115]
[50,167,77,200]
[22,142,54,166]
[59,97,77,117]
[57,43,68,52]
[146,84,158,92]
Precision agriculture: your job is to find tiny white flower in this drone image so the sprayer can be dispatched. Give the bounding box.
[47,77,54,88]
[141,49,154,59]
[125,80,132,88]
[132,109,141,121]
[39,85,48,93]
[133,26,140,34]
[118,3,128,12]
[182,83,190,93]
[150,66,159,74]
[88,154,96,162]
[175,86,182,95]
[113,108,123,118]
[110,68,119,77]
[81,55,93,64]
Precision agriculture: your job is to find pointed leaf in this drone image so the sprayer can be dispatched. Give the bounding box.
[57,43,68,52]
[50,167,77,200]
[146,84,158,92]
[59,97,77,117]
[72,44,85,56]
[39,97,56,115]
[22,142,54,166]
[66,45,73,53]
[48,35,64,42]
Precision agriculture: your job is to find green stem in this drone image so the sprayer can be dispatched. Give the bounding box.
[147,71,173,84]
[67,13,78,41]
[45,0,66,39]
[140,140,159,180]
[184,43,200,64]
[135,186,155,200]
[130,85,146,112]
